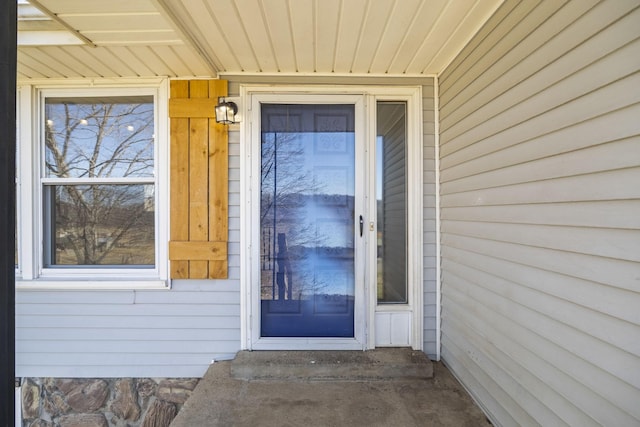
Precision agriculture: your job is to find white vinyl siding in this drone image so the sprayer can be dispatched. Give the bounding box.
[15,281,240,378]
[438,1,640,426]
[15,131,242,378]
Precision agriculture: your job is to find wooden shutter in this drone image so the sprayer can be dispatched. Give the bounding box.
[168,80,228,279]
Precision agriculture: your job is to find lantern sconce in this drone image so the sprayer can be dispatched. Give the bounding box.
[215,97,239,124]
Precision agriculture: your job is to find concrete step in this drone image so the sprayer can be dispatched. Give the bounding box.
[230,348,434,381]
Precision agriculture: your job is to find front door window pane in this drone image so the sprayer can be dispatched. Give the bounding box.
[260,104,356,337]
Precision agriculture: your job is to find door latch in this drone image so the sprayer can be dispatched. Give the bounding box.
[359,215,364,237]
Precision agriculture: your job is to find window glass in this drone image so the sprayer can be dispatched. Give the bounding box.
[42,95,156,268]
[44,96,154,178]
[43,184,155,266]
[376,101,407,304]
[260,103,357,337]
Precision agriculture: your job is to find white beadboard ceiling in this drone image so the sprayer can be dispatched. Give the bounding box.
[17,0,503,81]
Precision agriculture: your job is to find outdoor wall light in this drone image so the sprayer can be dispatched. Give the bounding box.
[215,97,238,124]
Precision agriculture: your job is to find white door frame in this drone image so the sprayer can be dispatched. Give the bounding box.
[239,85,423,351]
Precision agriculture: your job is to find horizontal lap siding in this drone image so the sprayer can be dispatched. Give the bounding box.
[16,282,241,378]
[438,1,640,426]
[15,136,242,378]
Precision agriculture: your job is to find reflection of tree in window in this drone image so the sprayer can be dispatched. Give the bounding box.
[260,130,321,298]
[260,105,356,301]
[43,97,155,266]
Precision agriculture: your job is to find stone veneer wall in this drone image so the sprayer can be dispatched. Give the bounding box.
[20,377,199,427]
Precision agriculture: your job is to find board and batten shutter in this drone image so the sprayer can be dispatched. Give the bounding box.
[168,80,228,279]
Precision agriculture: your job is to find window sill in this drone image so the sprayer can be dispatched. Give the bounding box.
[16,279,170,290]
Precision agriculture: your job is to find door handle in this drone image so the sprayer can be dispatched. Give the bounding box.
[359,215,364,237]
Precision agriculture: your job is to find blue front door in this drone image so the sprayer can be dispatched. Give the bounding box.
[260,103,356,337]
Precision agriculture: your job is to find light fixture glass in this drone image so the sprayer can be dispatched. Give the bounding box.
[215,97,238,124]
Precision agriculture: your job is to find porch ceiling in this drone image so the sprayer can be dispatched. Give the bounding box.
[17,0,503,81]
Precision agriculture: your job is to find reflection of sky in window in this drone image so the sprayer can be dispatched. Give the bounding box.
[45,97,154,178]
[377,136,383,200]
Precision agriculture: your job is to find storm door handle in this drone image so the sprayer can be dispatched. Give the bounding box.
[359,215,364,237]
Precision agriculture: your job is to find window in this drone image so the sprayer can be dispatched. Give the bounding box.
[17,84,168,287]
[43,95,155,267]
[376,101,408,303]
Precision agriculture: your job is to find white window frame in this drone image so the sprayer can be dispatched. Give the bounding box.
[15,88,21,277]
[370,93,424,350]
[16,80,169,290]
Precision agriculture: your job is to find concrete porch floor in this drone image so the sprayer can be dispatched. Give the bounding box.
[170,349,492,427]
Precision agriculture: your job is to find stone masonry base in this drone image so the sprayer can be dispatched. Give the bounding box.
[20,377,199,427]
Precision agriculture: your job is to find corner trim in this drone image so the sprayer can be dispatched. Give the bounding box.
[434,76,442,362]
